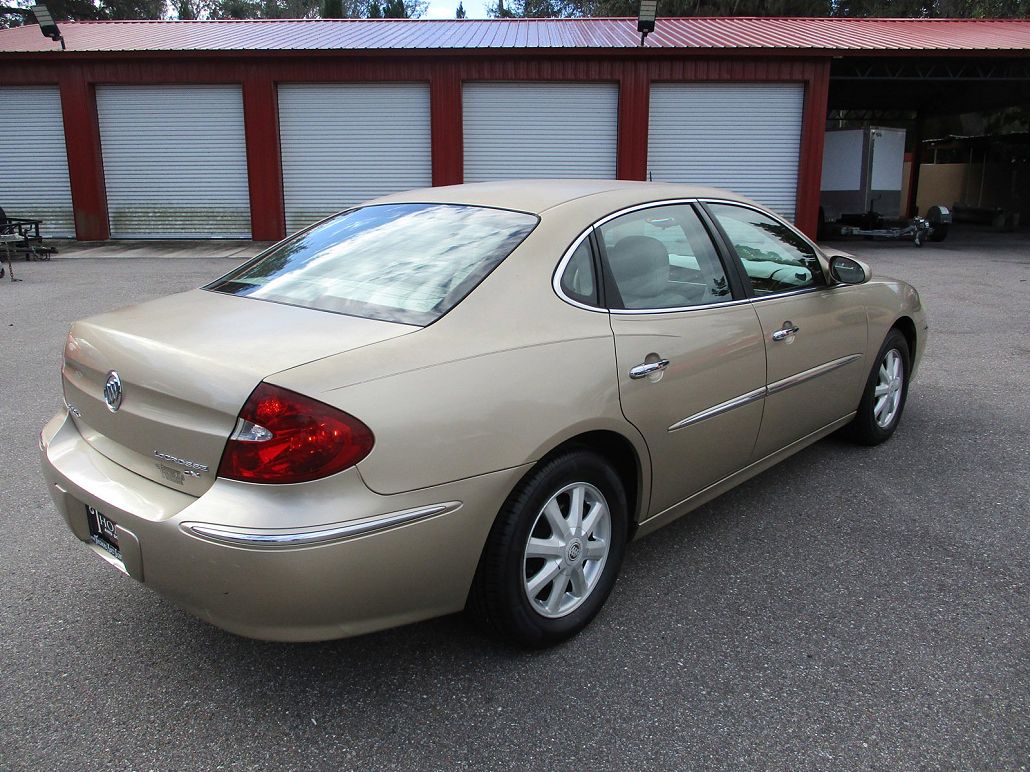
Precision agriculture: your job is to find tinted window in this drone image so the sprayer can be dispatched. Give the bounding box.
[206,204,538,326]
[559,239,598,307]
[598,204,731,310]
[708,203,825,296]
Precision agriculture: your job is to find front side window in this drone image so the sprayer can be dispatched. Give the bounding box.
[707,203,825,296]
[206,204,538,326]
[598,204,731,310]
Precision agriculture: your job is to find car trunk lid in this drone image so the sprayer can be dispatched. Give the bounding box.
[61,289,415,497]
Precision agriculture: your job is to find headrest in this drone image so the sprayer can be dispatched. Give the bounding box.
[608,235,670,306]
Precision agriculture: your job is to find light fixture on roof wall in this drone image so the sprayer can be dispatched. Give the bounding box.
[637,0,657,47]
[31,4,65,50]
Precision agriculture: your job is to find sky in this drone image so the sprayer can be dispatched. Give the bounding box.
[421,0,493,18]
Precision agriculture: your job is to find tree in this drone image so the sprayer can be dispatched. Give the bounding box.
[493,0,1027,16]
[576,0,830,15]
[456,0,465,15]
[5,0,162,20]
[208,0,260,15]
[831,0,933,16]
[1,3,32,29]
[102,0,165,16]
[208,0,396,16]
[174,0,207,17]
[488,0,515,15]
[260,0,321,18]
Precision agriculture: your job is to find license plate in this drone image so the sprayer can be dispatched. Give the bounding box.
[86,505,121,561]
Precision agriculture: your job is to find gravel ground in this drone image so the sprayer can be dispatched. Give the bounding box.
[1,228,1027,770]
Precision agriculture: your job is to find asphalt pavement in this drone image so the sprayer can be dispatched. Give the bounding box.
[1,228,1027,770]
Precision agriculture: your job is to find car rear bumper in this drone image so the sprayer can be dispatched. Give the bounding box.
[40,409,526,642]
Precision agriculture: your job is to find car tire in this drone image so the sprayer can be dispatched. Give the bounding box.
[843,329,911,446]
[468,449,628,648]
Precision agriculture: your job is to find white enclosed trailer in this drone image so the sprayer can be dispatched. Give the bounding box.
[820,126,949,245]
[821,127,906,220]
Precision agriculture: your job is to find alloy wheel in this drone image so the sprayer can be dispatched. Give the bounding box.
[873,348,904,428]
[522,482,611,619]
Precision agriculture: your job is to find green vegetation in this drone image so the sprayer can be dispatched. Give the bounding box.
[1,0,1024,28]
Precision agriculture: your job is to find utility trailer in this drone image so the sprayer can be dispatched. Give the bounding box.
[819,126,951,246]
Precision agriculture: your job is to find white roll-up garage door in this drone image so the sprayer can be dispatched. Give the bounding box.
[648,83,804,221]
[463,82,618,182]
[278,83,432,234]
[0,86,75,237]
[96,85,251,238]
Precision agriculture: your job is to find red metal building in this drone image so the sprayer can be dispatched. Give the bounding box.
[1,17,1028,241]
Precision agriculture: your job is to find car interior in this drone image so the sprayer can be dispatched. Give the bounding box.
[600,205,731,310]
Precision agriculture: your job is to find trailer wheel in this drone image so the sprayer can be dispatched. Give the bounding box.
[928,205,951,242]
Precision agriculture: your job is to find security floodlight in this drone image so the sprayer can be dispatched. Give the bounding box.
[31,4,65,49]
[637,0,657,46]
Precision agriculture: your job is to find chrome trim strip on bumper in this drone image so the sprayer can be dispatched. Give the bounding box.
[666,354,863,432]
[668,387,766,432]
[182,502,462,549]
[767,353,864,396]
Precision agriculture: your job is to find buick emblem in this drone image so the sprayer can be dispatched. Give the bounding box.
[103,371,123,413]
[566,538,583,563]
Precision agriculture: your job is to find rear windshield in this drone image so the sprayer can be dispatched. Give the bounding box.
[206,203,538,325]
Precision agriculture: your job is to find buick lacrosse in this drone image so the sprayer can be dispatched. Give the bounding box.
[41,180,926,647]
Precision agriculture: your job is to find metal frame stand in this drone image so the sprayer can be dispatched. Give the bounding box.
[1,234,24,282]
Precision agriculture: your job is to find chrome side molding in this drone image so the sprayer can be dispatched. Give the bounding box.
[767,354,863,396]
[668,387,766,432]
[668,353,863,432]
[182,502,461,549]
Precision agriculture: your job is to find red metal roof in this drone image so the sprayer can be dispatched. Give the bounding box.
[1,17,1029,55]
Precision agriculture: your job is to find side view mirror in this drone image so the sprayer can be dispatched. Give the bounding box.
[829,255,868,285]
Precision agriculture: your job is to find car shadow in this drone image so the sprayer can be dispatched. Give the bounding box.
[140,425,890,698]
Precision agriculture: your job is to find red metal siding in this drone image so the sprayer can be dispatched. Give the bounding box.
[1,55,831,239]
[617,62,650,181]
[58,71,109,240]
[430,62,462,187]
[242,75,285,241]
[3,18,1025,240]
[796,59,831,238]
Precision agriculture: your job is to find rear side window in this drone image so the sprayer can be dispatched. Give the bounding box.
[559,238,598,307]
[598,203,731,310]
[206,204,538,326]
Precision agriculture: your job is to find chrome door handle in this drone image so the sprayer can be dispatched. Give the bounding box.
[771,323,800,342]
[629,359,670,379]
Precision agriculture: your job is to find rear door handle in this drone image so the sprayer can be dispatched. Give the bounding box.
[629,359,670,379]
[771,322,800,342]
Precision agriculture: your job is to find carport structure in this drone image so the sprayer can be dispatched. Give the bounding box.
[1,16,1028,242]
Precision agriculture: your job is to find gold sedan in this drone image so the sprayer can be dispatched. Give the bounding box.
[40,181,926,647]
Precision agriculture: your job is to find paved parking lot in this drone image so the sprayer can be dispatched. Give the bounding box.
[1,230,1027,770]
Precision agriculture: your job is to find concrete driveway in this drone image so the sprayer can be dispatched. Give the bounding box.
[1,229,1026,769]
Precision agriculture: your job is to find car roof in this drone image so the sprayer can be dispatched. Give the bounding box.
[369,179,760,216]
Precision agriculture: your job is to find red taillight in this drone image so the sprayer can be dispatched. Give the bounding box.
[217,383,374,484]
